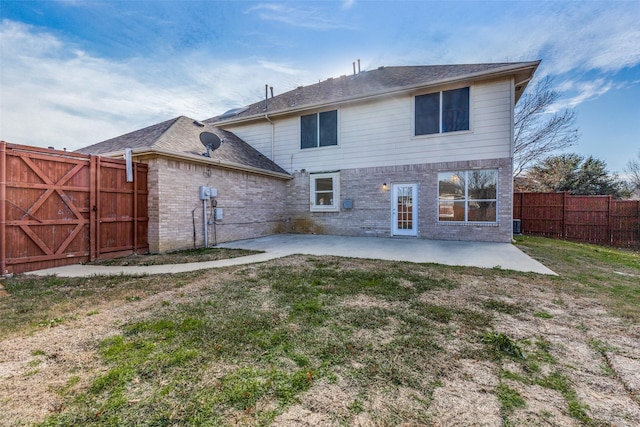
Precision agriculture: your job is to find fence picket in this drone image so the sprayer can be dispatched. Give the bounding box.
[514,192,639,249]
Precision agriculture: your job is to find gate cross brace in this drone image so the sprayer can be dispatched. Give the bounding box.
[17,156,88,256]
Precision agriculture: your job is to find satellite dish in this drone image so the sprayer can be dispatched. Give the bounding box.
[199,131,222,157]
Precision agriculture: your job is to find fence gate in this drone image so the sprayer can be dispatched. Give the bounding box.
[1,142,148,274]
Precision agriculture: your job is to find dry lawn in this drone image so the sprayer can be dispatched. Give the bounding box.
[0,237,638,426]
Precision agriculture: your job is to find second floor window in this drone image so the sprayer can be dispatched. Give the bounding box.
[415,87,470,135]
[301,110,338,149]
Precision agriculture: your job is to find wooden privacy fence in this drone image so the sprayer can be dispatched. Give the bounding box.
[1,142,149,274]
[513,192,640,248]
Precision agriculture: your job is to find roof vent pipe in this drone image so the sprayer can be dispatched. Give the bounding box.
[270,86,274,98]
[353,62,356,76]
[265,84,269,111]
[358,59,361,73]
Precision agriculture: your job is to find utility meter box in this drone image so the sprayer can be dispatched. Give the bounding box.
[199,186,218,200]
[199,186,211,200]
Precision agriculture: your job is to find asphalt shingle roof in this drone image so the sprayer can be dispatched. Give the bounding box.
[205,62,539,124]
[76,116,289,176]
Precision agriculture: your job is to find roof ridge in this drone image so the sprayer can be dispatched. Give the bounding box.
[204,61,540,124]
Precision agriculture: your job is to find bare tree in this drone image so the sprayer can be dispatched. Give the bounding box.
[513,76,579,177]
[624,150,640,191]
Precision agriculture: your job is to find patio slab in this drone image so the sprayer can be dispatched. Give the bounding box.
[26,234,555,277]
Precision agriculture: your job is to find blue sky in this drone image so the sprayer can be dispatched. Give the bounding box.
[1,0,639,174]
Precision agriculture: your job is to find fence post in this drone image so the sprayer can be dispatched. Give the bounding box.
[562,192,568,239]
[607,195,612,245]
[0,142,7,275]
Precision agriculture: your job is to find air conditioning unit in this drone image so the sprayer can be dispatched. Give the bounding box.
[513,219,522,235]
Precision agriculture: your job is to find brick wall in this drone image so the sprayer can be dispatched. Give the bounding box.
[146,157,288,253]
[286,157,513,243]
[143,155,513,252]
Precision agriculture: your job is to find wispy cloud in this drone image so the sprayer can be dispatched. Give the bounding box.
[548,79,615,113]
[245,3,358,30]
[0,20,312,150]
[342,0,356,10]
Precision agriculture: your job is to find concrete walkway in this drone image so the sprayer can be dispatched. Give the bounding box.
[27,234,556,277]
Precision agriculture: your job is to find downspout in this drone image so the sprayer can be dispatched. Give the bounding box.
[265,113,275,161]
[509,77,516,241]
[1,141,7,275]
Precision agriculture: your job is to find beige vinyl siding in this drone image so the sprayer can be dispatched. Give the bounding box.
[225,79,514,173]
[225,122,274,157]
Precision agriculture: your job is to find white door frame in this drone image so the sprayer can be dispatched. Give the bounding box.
[392,183,418,236]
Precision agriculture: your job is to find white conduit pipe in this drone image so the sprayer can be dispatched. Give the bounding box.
[203,199,208,248]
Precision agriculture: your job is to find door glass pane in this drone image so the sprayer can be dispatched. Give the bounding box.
[396,186,413,230]
[415,93,440,135]
[442,87,469,132]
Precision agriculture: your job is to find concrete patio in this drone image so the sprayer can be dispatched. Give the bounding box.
[26,234,555,277]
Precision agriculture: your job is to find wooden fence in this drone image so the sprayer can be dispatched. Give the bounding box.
[513,192,640,248]
[1,142,149,274]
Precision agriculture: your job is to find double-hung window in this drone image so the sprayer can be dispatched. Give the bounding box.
[415,87,470,135]
[310,172,340,212]
[301,110,338,149]
[438,169,497,223]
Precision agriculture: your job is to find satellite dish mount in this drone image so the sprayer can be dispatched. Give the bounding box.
[199,131,222,157]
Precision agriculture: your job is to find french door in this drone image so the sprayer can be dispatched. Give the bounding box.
[392,183,418,236]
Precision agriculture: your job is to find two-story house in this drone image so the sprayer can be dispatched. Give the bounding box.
[78,61,540,252]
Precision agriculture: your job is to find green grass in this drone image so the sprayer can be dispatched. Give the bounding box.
[496,383,526,414]
[533,310,554,319]
[482,332,525,360]
[515,236,640,321]
[0,271,205,340]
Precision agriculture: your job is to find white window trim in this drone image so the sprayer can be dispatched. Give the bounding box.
[412,85,473,138]
[437,169,498,224]
[310,172,340,212]
[300,109,339,150]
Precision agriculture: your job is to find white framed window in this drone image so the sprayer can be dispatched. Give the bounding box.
[301,110,338,149]
[415,87,470,136]
[310,172,340,212]
[438,169,497,223]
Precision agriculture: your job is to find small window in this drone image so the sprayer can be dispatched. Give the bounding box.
[415,87,470,135]
[301,110,338,149]
[310,172,340,212]
[438,169,497,223]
